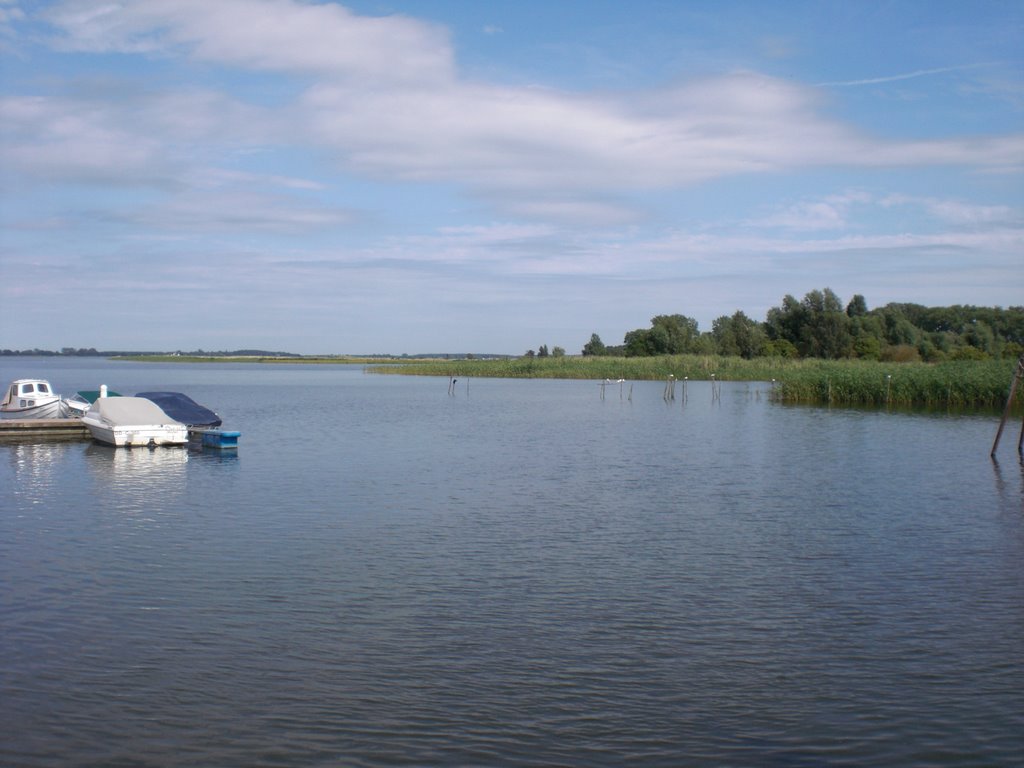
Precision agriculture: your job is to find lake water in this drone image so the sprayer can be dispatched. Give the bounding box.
[2,357,1022,767]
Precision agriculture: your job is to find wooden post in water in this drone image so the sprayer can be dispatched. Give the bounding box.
[664,374,676,402]
[990,354,1024,457]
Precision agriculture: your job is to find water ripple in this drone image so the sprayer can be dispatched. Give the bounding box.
[2,373,1022,766]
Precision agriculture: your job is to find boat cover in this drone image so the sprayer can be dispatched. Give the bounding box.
[88,397,183,425]
[136,391,222,427]
[75,390,122,403]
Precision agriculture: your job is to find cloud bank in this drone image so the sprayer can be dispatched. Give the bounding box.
[1,0,1021,352]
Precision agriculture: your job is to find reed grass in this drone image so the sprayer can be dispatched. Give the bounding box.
[367,355,1019,409]
[766,359,1014,408]
[366,354,795,381]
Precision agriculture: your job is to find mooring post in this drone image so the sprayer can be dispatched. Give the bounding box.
[664,374,675,402]
[990,355,1024,457]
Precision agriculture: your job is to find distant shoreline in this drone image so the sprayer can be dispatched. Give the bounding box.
[114,355,392,364]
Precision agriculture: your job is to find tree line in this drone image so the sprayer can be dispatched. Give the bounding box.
[0,347,300,357]
[580,289,1024,362]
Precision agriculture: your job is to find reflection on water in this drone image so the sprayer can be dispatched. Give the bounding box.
[84,443,189,510]
[5,442,70,508]
[991,453,1024,507]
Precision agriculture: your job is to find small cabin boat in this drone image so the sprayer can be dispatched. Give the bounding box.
[82,396,188,447]
[64,389,122,418]
[2,379,66,419]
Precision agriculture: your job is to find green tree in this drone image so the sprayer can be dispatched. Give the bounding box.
[711,315,740,357]
[623,328,655,356]
[846,294,868,317]
[623,314,700,356]
[712,311,765,358]
[582,333,607,356]
[766,289,852,358]
[878,305,921,347]
[765,294,807,350]
[798,288,852,359]
[650,314,699,354]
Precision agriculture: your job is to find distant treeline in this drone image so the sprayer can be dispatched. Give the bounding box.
[0,348,301,357]
[580,289,1024,362]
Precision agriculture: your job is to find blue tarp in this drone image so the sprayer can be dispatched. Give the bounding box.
[136,391,222,428]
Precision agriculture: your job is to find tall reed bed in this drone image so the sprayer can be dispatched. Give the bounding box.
[367,355,1018,409]
[769,359,1014,408]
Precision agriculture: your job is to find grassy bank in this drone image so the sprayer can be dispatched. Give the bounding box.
[767,359,1015,408]
[366,355,1020,409]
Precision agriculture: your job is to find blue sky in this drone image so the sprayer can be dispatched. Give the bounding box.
[1,0,1022,355]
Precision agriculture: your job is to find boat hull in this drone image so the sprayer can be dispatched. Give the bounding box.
[82,395,188,447]
[2,379,85,420]
[83,420,188,447]
[0,397,64,420]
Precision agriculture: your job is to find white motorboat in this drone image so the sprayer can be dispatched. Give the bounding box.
[82,396,188,447]
[62,393,92,418]
[2,379,67,419]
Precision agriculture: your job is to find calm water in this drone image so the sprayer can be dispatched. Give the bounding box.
[2,357,1022,767]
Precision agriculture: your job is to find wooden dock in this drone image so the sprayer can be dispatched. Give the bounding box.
[0,418,90,442]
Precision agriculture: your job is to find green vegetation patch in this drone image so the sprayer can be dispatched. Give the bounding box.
[367,355,1019,410]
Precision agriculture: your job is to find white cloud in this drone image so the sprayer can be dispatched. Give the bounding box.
[880,194,1020,227]
[0,94,168,183]
[0,86,280,186]
[15,0,1019,223]
[922,199,1017,226]
[0,1,25,37]
[42,0,454,83]
[760,202,849,231]
[745,191,873,231]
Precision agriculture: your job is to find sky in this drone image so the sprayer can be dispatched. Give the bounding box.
[1,0,1022,355]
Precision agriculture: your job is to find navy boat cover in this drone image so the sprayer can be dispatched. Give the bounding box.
[136,391,222,428]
